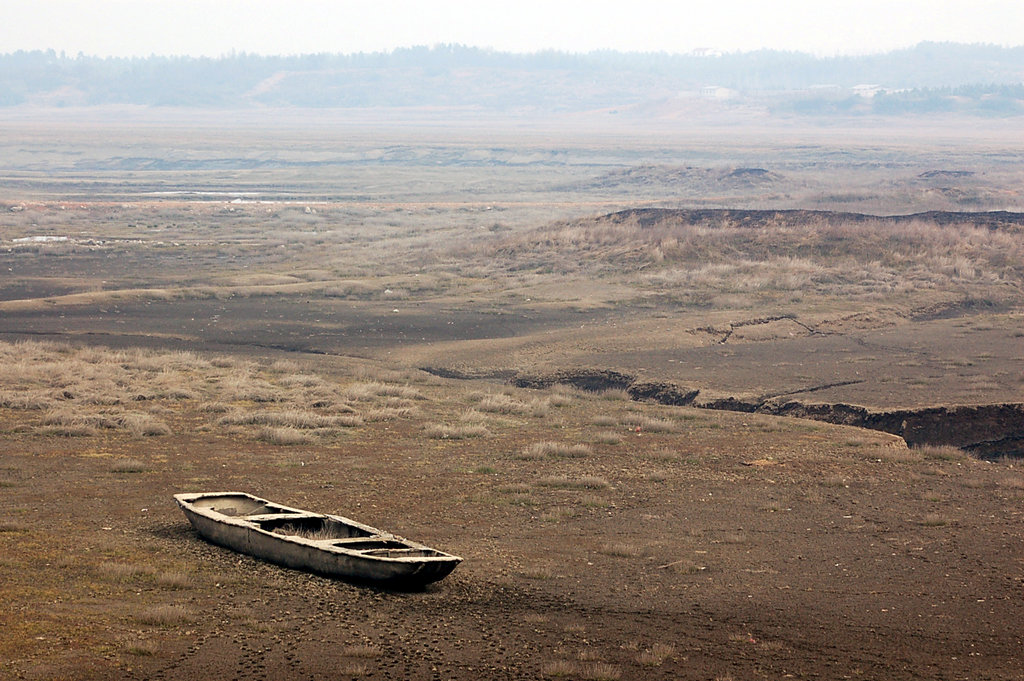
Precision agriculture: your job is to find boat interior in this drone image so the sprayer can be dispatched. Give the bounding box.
[185,493,455,559]
[257,515,376,540]
[335,541,447,559]
[258,517,448,557]
[188,493,301,517]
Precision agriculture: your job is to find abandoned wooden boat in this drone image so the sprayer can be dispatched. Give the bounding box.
[174,492,462,586]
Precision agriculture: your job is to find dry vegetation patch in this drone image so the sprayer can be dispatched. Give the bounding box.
[424,423,490,439]
[537,475,611,490]
[137,605,191,627]
[218,409,362,430]
[110,458,149,474]
[474,393,532,415]
[255,426,315,446]
[620,415,676,433]
[490,210,1024,311]
[343,381,424,402]
[520,441,593,459]
[0,340,426,443]
[592,431,623,445]
[636,642,676,666]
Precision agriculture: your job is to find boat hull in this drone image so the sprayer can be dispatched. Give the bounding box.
[175,492,461,587]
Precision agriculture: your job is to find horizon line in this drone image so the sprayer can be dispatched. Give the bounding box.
[6,39,1024,62]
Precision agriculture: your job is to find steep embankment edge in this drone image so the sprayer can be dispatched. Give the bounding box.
[422,366,1024,459]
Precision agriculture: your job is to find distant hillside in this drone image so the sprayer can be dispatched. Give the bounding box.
[1,43,1022,115]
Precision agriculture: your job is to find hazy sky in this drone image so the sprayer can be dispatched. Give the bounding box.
[2,0,1023,58]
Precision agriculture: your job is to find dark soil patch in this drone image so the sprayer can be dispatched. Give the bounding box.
[0,298,614,356]
[599,207,1024,230]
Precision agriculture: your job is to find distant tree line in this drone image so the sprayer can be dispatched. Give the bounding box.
[775,83,1024,117]
[0,42,1021,113]
[873,84,1024,115]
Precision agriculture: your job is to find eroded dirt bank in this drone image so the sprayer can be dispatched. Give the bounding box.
[441,367,1024,459]
[598,207,1024,230]
[758,401,1024,459]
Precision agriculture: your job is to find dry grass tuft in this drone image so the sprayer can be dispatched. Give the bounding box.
[521,441,593,459]
[39,409,170,437]
[663,560,705,575]
[758,639,788,652]
[639,418,677,433]
[110,459,148,473]
[220,376,283,403]
[920,512,952,527]
[332,415,365,428]
[99,562,153,581]
[868,446,924,463]
[519,566,557,580]
[529,399,552,418]
[548,393,573,408]
[0,390,52,410]
[599,542,645,557]
[459,408,489,423]
[915,444,968,461]
[542,660,580,678]
[620,415,676,433]
[256,426,314,445]
[155,571,194,589]
[998,474,1024,490]
[339,663,369,677]
[637,642,676,666]
[580,494,611,508]
[221,409,363,431]
[37,409,98,436]
[118,412,173,437]
[581,662,622,680]
[340,644,380,658]
[197,401,231,413]
[362,406,414,422]
[137,605,191,626]
[37,423,99,437]
[373,384,425,400]
[125,640,159,657]
[592,431,623,445]
[537,475,610,490]
[343,381,424,402]
[476,393,531,415]
[424,424,490,439]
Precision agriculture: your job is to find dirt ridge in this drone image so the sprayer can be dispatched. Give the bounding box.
[695,314,826,344]
[429,367,1024,459]
[599,207,1024,230]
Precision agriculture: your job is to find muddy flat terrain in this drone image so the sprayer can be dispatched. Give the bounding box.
[3,381,1023,681]
[1,113,1023,680]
